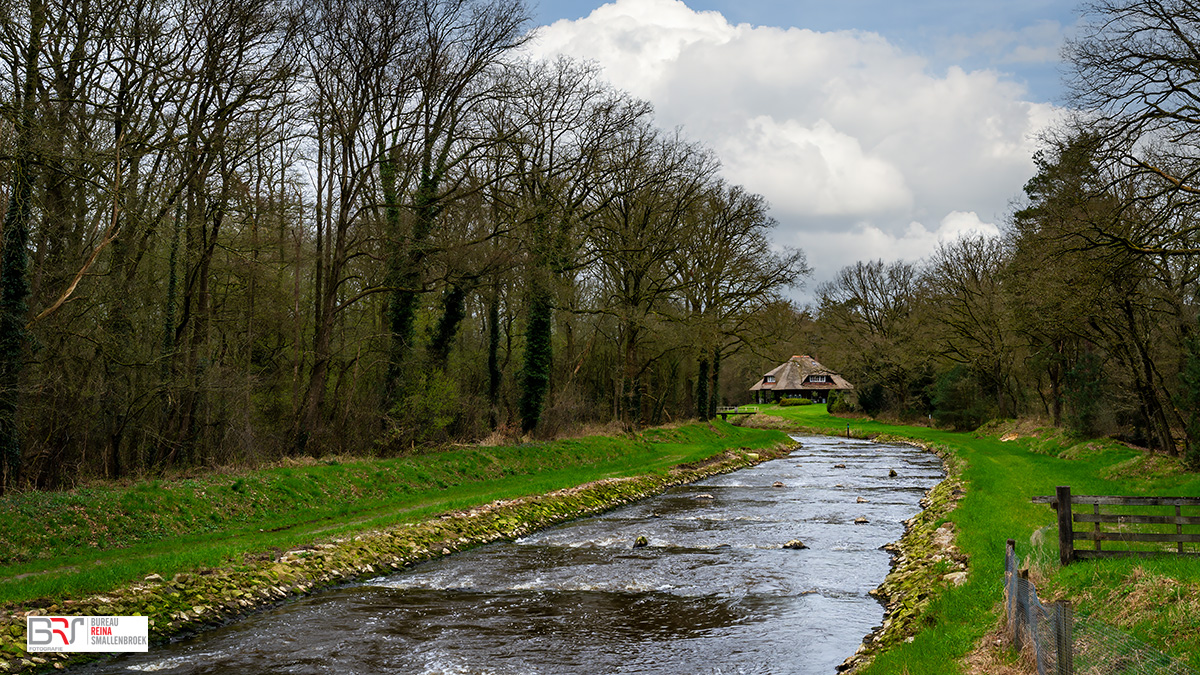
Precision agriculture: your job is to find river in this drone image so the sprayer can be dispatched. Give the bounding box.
[73,435,944,675]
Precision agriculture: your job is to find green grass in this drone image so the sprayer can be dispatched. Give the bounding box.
[0,421,790,606]
[751,404,1200,673]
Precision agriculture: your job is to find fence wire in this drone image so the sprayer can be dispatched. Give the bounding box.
[1005,543,1195,675]
[1072,616,1195,675]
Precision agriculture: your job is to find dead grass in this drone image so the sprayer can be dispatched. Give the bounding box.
[1103,567,1200,633]
[1099,453,1190,484]
[975,417,1053,440]
[731,413,792,429]
[1058,441,1116,461]
[962,622,1034,675]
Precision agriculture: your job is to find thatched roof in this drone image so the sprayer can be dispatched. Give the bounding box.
[748,355,854,392]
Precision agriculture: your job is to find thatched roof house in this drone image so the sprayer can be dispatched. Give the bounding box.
[749,355,854,404]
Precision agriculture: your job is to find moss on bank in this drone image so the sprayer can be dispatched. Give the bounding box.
[840,438,967,673]
[0,441,793,673]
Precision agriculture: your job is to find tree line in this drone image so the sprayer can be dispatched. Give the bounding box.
[0,0,808,491]
[793,0,1200,468]
[11,0,1198,492]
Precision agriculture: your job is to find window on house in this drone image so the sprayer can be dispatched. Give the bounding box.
[765,375,775,383]
[809,375,827,383]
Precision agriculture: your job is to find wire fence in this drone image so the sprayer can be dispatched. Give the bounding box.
[1005,540,1196,675]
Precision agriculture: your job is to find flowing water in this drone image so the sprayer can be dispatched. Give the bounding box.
[74,435,944,675]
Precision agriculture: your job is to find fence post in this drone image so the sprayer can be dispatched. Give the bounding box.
[1056,486,1074,566]
[1054,601,1073,675]
[1021,568,1042,674]
[1006,539,1018,650]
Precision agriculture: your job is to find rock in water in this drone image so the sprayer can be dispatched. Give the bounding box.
[782,539,808,550]
[834,463,847,469]
[772,481,785,488]
[888,469,898,477]
[856,496,869,503]
[633,535,649,549]
[854,517,869,524]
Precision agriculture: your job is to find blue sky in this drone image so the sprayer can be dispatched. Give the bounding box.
[526,1,1077,297]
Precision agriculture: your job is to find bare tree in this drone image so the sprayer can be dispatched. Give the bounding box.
[294,0,418,451]
[815,259,927,412]
[0,0,44,492]
[676,183,808,418]
[382,0,530,405]
[589,126,719,426]
[924,236,1018,416]
[490,57,651,432]
[1068,0,1200,255]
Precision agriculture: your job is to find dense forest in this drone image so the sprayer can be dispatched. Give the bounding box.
[2,0,1199,492]
[0,0,809,490]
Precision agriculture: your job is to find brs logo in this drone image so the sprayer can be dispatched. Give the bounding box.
[28,617,85,646]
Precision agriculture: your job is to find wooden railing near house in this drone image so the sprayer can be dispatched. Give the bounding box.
[1032,486,1200,565]
[714,406,758,421]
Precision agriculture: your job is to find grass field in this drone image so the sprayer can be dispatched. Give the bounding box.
[751,404,1200,673]
[0,421,790,607]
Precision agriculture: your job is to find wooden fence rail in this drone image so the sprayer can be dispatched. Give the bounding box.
[1032,486,1200,565]
[714,406,758,421]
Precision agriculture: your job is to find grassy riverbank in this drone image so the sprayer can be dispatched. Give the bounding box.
[1,421,796,671]
[0,422,788,608]
[742,405,1200,673]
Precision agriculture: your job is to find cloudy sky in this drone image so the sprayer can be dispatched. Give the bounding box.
[524,0,1078,299]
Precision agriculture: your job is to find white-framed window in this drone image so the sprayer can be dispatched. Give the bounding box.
[765,375,775,383]
[809,375,827,383]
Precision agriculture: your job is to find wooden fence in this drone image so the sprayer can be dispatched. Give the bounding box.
[1032,486,1200,565]
[714,406,758,421]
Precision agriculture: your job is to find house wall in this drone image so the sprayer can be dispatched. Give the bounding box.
[756,389,832,404]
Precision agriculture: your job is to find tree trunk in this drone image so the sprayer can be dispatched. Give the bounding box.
[1049,343,1063,428]
[486,280,502,428]
[622,322,641,428]
[709,347,721,419]
[0,0,45,493]
[1120,299,1176,454]
[519,275,553,433]
[385,175,439,404]
[428,283,468,371]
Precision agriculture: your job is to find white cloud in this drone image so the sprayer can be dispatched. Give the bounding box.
[791,212,1001,279]
[719,117,912,217]
[527,0,1062,296]
[936,211,1002,240]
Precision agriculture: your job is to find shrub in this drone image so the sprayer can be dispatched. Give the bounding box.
[930,366,992,431]
[1177,327,1200,469]
[828,389,856,414]
[1065,350,1105,438]
[779,397,812,406]
[381,370,460,453]
[857,382,886,417]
